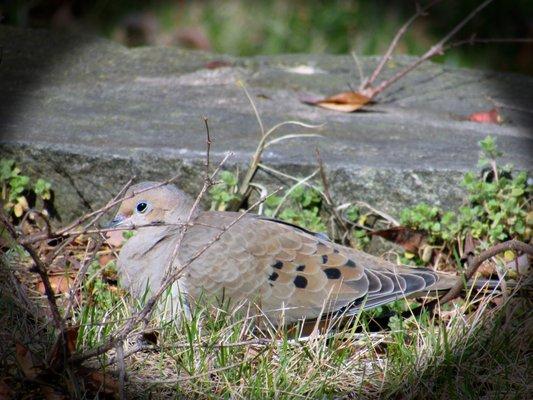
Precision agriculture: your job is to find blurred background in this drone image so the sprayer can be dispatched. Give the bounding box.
[1,0,532,74]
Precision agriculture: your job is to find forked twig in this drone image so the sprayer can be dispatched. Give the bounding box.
[360,0,443,91]
[360,0,495,99]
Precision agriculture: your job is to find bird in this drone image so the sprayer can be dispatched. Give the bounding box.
[109,181,463,325]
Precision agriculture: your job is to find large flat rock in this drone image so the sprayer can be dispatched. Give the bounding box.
[1,26,532,221]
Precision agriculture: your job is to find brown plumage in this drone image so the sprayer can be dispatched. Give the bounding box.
[111,182,457,324]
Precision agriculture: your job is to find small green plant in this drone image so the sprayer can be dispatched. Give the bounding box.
[400,136,531,264]
[344,204,371,249]
[264,185,327,232]
[0,159,52,217]
[209,170,240,211]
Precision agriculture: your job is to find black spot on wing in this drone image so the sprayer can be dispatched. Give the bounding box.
[297,264,305,271]
[324,268,341,279]
[345,259,356,268]
[294,275,308,289]
[269,272,279,281]
[272,261,283,269]
[322,255,328,264]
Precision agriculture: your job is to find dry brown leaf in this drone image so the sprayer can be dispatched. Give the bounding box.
[98,254,114,267]
[474,260,497,278]
[204,60,232,69]
[85,370,120,395]
[15,342,42,380]
[467,108,502,124]
[105,230,124,247]
[48,326,80,368]
[36,273,74,295]
[304,91,372,112]
[371,227,426,253]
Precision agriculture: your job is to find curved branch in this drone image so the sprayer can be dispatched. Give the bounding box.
[439,239,533,305]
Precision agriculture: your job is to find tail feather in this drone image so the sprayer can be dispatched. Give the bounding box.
[341,267,506,317]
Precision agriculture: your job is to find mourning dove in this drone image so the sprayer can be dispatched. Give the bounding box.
[110,181,458,324]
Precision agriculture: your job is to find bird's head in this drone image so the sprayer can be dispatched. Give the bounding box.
[108,181,194,228]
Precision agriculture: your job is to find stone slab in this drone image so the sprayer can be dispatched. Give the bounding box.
[1,26,532,221]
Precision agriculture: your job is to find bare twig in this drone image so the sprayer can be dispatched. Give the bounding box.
[258,163,326,198]
[446,36,533,51]
[361,0,495,99]
[355,201,400,227]
[315,148,352,245]
[351,51,366,87]
[116,341,126,400]
[360,0,443,91]
[203,116,212,181]
[0,212,63,331]
[63,237,100,319]
[439,239,533,305]
[0,210,75,376]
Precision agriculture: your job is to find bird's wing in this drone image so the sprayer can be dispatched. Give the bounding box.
[180,212,370,321]
[179,212,438,322]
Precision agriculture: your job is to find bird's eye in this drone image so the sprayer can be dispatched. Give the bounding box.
[136,201,148,214]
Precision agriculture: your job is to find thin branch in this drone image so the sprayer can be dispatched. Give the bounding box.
[0,210,74,374]
[203,116,212,181]
[315,148,352,245]
[106,338,274,366]
[258,163,326,198]
[439,239,533,305]
[0,212,63,331]
[360,0,443,91]
[351,51,366,88]
[355,201,400,227]
[362,0,495,98]
[446,36,533,51]
[116,341,126,400]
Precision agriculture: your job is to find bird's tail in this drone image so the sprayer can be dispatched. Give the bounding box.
[343,266,508,317]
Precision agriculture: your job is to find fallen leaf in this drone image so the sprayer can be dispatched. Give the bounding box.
[475,260,497,278]
[98,254,114,267]
[303,91,372,112]
[14,196,29,217]
[105,230,124,247]
[420,245,433,263]
[36,273,74,295]
[15,342,42,380]
[204,60,232,69]
[371,227,426,253]
[467,108,502,124]
[84,370,120,395]
[48,326,79,368]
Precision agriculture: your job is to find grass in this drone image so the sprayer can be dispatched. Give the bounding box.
[1,239,530,399]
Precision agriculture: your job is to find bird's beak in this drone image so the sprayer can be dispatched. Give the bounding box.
[105,214,126,228]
